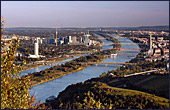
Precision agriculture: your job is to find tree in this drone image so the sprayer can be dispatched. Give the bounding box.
[1,17,46,109]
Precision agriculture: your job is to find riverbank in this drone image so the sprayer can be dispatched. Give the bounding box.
[29,66,88,87]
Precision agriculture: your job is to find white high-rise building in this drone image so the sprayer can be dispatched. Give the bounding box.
[69,36,72,43]
[34,38,39,57]
[149,34,152,49]
[28,37,46,58]
[147,34,154,56]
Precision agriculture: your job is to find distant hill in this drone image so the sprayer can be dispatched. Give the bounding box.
[87,74,169,99]
[4,27,54,30]
[4,25,169,30]
[4,26,169,37]
[45,81,169,109]
[138,25,169,29]
[102,25,169,31]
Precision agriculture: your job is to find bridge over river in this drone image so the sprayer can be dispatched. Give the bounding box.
[98,37,129,39]
[107,48,141,51]
[102,42,144,46]
[35,60,137,67]
[77,62,136,67]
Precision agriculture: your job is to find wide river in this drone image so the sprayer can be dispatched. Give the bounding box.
[24,34,140,103]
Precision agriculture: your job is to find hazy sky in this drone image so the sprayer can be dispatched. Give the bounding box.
[1,1,169,28]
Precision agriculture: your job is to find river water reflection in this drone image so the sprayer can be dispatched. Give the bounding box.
[28,34,140,103]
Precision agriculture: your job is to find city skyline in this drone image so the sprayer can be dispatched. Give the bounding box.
[1,1,169,28]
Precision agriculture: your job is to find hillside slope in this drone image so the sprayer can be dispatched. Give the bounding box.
[45,81,169,109]
[86,74,169,99]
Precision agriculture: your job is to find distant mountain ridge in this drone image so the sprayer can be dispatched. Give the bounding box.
[138,25,169,28]
[6,27,53,29]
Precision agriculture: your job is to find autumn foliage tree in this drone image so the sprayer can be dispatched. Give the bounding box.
[1,17,46,109]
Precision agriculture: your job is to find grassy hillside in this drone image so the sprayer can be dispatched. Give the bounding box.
[125,74,169,98]
[45,81,169,109]
[87,74,169,99]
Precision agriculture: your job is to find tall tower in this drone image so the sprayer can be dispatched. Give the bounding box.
[147,34,153,56]
[34,38,39,57]
[68,36,72,43]
[149,34,152,49]
[55,27,58,46]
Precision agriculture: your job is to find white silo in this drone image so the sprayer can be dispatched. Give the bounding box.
[34,38,39,57]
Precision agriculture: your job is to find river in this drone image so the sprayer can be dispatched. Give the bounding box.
[27,34,140,103]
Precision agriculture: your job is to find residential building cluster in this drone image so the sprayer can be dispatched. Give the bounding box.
[116,30,169,63]
[134,35,169,62]
[118,30,169,36]
[2,35,31,40]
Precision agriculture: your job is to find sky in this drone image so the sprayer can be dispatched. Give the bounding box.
[1,1,169,28]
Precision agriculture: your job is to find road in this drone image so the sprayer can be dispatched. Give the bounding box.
[124,69,162,77]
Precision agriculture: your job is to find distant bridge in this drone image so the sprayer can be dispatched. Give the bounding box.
[77,62,136,67]
[118,51,139,53]
[98,37,129,40]
[105,48,141,51]
[34,60,136,67]
[35,60,67,64]
[104,54,135,57]
[78,62,136,65]
[102,43,144,46]
[86,64,122,67]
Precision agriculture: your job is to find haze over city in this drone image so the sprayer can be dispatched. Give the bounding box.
[1,1,169,28]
